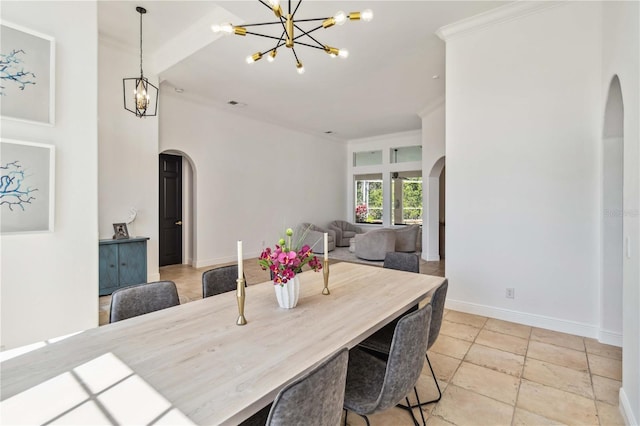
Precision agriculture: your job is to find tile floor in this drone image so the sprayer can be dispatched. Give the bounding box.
[98,258,624,426]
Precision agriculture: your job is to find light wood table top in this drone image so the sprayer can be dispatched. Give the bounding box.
[1,262,444,425]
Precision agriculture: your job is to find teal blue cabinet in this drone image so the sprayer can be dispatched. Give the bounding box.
[99,237,149,296]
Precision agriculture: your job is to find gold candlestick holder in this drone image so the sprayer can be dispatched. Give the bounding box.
[322,259,330,295]
[236,278,247,325]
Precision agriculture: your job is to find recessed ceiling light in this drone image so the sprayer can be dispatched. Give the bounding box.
[324,130,334,134]
[432,75,440,79]
[174,87,184,93]
[228,100,239,105]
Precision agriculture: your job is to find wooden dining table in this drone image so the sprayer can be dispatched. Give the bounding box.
[0,262,445,425]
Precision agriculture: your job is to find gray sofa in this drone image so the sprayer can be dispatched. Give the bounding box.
[394,224,420,252]
[354,229,396,261]
[296,223,336,254]
[329,220,365,247]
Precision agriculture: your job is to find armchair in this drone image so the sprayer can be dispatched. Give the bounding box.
[296,223,336,254]
[329,220,365,247]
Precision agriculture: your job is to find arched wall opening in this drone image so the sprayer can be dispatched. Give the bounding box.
[424,156,445,261]
[160,149,197,266]
[600,75,624,345]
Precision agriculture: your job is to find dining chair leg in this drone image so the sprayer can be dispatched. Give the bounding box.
[414,387,427,426]
[418,352,442,406]
[404,397,421,426]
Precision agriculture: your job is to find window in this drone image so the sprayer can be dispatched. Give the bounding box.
[390,146,421,163]
[353,150,382,167]
[391,171,422,225]
[354,173,383,224]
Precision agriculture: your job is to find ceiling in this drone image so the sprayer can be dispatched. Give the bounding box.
[99,1,508,141]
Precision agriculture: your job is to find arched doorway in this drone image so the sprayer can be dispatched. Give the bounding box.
[601,75,623,345]
[425,156,445,261]
[159,150,197,267]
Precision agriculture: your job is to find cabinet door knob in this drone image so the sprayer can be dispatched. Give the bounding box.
[175,220,183,226]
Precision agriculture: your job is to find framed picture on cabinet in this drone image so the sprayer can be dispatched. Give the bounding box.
[0,139,55,234]
[113,223,130,240]
[0,21,55,125]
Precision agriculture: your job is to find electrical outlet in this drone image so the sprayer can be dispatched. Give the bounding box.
[506,288,515,299]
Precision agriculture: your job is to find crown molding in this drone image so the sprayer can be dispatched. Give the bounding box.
[436,1,566,42]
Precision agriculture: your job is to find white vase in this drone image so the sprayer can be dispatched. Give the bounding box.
[274,275,300,309]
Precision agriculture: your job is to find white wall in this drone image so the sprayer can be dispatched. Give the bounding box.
[441,2,604,336]
[347,131,422,231]
[159,91,346,267]
[0,1,98,350]
[601,1,640,423]
[420,102,446,261]
[98,39,160,281]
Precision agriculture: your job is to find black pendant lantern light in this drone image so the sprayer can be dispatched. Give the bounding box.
[123,6,158,117]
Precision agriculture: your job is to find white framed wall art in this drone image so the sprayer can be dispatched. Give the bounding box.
[0,21,55,125]
[1,139,55,234]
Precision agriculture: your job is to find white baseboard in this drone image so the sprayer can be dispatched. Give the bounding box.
[598,328,623,347]
[619,387,638,426]
[445,299,598,338]
[193,251,262,269]
[422,253,440,261]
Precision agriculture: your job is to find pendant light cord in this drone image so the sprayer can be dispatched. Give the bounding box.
[139,9,144,77]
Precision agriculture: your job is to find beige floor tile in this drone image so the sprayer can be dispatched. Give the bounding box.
[530,327,585,351]
[408,370,449,410]
[451,362,520,405]
[522,358,593,399]
[427,351,462,383]
[425,415,455,426]
[429,335,472,359]
[484,318,531,339]
[527,340,588,372]
[596,401,625,426]
[344,406,418,426]
[588,353,622,381]
[439,320,481,342]
[584,338,622,360]
[442,311,487,328]
[517,380,598,425]
[432,385,513,426]
[592,375,621,405]
[512,408,566,425]
[465,344,525,377]
[475,329,528,355]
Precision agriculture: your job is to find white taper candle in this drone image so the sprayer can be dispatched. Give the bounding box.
[324,232,329,261]
[237,240,243,279]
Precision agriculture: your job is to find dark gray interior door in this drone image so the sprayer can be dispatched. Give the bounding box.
[159,153,182,266]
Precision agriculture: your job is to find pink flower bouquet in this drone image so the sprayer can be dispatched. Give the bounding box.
[258,227,322,285]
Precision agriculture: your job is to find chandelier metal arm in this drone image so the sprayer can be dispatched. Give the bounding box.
[289,17,330,23]
[292,23,325,49]
[291,0,302,17]
[245,31,285,41]
[257,0,276,13]
[242,21,286,27]
[292,40,325,51]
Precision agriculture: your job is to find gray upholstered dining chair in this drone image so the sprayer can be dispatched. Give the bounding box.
[358,280,449,411]
[202,264,246,298]
[383,252,420,273]
[109,280,180,323]
[240,348,349,426]
[344,303,432,426]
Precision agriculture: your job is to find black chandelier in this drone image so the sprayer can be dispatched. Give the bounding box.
[212,0,373,74]
[123,6,158,117]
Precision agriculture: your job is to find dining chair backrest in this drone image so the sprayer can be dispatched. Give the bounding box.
[109,280,179,323]
[267,348,349,426]
[202,265,245,298]
[377,303,432,411]
[427,279,448,349]
[383,252,420,273]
